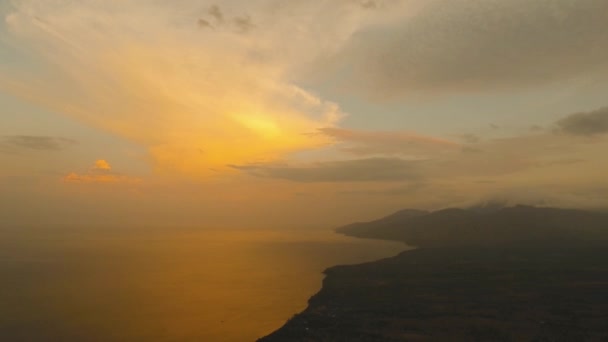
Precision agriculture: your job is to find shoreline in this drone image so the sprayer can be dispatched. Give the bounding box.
[257,231,414,341]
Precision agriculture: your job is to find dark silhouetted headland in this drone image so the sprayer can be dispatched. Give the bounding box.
[259,205,608,341]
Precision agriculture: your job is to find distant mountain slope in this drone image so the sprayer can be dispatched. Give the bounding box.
[337,205,608,247]
[336,209,428,237]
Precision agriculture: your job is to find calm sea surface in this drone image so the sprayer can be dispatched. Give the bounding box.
[0,227,406,341]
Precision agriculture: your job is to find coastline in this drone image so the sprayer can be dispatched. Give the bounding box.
[258,225,608,341]
[257,231,414,341]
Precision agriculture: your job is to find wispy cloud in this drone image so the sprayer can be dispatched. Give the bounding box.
[0,135,76,152]
[2,0,391,175]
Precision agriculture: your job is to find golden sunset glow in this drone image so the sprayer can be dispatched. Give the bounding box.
[0,1,348,177]
[0,0,607,226]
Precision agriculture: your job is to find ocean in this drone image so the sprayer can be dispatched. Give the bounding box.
[0,226,406,341]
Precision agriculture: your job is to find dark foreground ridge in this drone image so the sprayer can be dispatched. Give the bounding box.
[258,205,608,341]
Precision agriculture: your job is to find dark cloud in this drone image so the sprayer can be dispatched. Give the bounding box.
[208,5,223,23]
[234,15,255,33]
[556,107,608,136]
[0,135,76,152]
[231,158,420,183]
[360,1,377,9]
[197,18,212,28]
[341,0,608,97]
[200,5,254,33]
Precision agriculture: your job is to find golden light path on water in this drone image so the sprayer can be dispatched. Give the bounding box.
[0,227,407,341]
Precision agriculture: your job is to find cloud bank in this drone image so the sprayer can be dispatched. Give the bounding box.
[338,0,608,97]
[233,109,608,211]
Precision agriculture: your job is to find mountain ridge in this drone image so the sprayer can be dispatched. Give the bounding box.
[336,205,608,247]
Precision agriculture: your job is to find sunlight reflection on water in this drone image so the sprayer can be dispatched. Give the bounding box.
[0,227,407,341]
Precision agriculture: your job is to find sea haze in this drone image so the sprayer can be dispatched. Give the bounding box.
[0,227,406,341]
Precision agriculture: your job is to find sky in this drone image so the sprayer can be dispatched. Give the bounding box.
[1,0,608,228]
